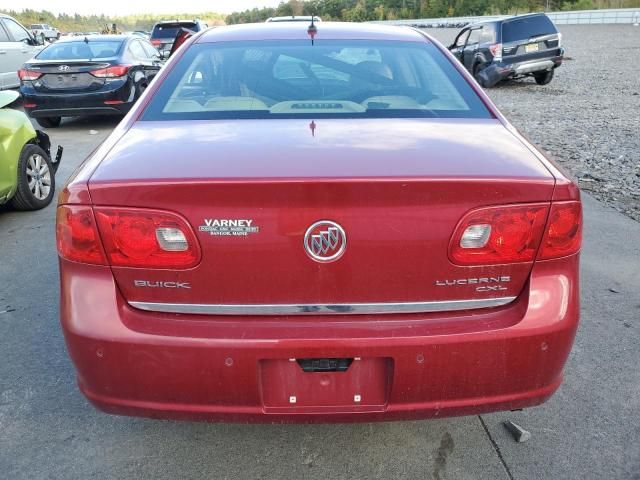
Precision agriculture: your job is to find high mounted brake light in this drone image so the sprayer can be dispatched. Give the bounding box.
[450,202,582,265]
[56,206,200,268]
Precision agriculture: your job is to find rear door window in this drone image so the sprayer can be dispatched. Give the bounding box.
[502,15,557,42]
[128,40,147,59]
[141,41,159,58]
[466,29,481,46]
[4,18,31,43]
[454,30,470,47]
[0,23,10,42]
[480,26,496,44]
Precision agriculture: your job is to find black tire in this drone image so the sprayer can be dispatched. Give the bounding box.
[534,69,554,85]
[10,144,56,211]
[472,63,487,88]
[36,117,62,128]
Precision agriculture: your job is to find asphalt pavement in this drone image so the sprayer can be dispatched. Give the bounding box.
[0,115,638,480]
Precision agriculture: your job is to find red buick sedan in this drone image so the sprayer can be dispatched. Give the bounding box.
[56,22,581,423]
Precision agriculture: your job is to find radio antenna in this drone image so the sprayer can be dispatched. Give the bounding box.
[307,14,317,46]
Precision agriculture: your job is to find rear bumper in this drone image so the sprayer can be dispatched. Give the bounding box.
[481,51,564,87]
[21,80,135,118]
[60,255,580,423]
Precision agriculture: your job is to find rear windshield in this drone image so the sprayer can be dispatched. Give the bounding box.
[502,15,557,42]
[142,40,491,121]
[36,41,123,60]
[152,23,197,39]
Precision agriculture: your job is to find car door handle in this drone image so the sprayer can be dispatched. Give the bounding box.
[0,50,6,54]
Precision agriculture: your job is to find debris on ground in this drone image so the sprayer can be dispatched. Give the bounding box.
[503,420,532,443]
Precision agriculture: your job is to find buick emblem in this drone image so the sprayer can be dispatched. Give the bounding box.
[304,220,347,263]
[58,65,70,71]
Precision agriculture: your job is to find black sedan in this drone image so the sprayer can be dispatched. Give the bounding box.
[19,35,162,128]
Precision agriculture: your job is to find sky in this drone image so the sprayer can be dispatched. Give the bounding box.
[0,0,283,15]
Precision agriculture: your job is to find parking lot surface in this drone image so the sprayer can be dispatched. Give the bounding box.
[1,26,639,480]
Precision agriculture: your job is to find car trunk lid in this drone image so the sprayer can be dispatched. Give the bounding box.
[27,61,110,92]
[88,118,556,311]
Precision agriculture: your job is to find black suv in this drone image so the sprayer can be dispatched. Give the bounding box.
[448,13,563,87]
[150,20,208,56]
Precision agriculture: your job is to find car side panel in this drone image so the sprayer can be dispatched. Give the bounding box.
[0,108,36,201]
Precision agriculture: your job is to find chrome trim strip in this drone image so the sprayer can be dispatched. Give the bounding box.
[128,296,517,316]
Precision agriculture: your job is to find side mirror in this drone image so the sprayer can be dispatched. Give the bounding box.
[32,35,44,46]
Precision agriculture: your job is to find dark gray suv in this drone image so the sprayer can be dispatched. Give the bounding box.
[449,13,563,88]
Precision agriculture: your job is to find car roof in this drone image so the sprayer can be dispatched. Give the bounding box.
[197,21,426,43]
[56,34,130,43]
[154,20,200,25]
[501,12,549,23]
[467,12,548,29]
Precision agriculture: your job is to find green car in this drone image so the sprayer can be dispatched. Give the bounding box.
[0,90,62,210]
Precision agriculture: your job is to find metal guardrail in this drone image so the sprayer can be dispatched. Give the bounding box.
[371,8,640,27]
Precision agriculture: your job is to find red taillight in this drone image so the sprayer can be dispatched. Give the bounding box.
[450,204,549,265]
[90,65,130,78]
[489,43,503,61]
[538,201,582,260]
[56,206,106,265]
[151,39,162,46]
[94,207,200,268]
[103,100,124,105]
[18,68,42,81]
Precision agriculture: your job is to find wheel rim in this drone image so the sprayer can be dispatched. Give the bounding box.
[26,154,51,201]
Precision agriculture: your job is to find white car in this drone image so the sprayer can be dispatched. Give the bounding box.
[30,23,60,43]
[0,14,44,90]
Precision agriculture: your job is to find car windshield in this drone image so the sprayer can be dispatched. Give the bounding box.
[142,40,491,121]
[502,15,556,42]
[152,23,197,39]
[36,40,123,60]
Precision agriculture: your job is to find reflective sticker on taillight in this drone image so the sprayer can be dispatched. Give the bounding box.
[450,204,549,265]
[56,206,106,265]
[538,201,582,260]
[94,207,200,268]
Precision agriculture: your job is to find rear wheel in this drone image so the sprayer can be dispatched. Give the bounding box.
[10,144,56,211]
[36,117,61,128]
[534,70,554,85]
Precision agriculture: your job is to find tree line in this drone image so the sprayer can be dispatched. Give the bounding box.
[0,9,225,33]
[226,0,640,23]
